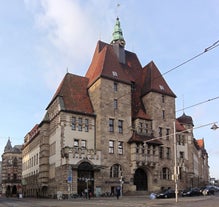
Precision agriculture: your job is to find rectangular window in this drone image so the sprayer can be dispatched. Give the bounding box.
[166,128,170,140]
[118,120,123,133]
[159,146,163,159]
[114,99,118,109]
[162,95,165,103]
[109,140,114,153]
[85,119,89,132]
[74,139,79,148]
[109,118,114,132]
[166,147,170,159]
[118,141,123,155]
[180,151,184,159]
[78,118,82,131]
[159,127,162,137]
[162,110,165,119]
[72,117,76,130]
[139,122,143,133]
[114,82,118,92]
[81,140,86,149]
[153,146,156,155]
[145,123,148,134]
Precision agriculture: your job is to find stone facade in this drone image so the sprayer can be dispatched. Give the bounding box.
[20,18,210,198]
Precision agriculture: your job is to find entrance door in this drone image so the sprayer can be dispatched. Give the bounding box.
[77,162,94,196]
[134,168,148,191]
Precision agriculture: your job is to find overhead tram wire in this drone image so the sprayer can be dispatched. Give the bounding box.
[176,96,219,113]
[153,40,219,80]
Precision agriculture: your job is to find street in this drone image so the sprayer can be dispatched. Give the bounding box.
[0,193,219,207]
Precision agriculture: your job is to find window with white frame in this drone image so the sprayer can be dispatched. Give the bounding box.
[114,99,118,109]
[81,140,87,149]
[118,120,123,133]
[74,139,79,148]
[109,118,114,132]
[78,118,82,131]
[118,141,123,155]
[85,119,89,132]
[110,164,122,178]
[72,117,76,130]
[109,140,114,154]
[161,167,170,180]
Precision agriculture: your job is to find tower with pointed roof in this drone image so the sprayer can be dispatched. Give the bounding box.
[1,139,22,196]
[4,138,12,152]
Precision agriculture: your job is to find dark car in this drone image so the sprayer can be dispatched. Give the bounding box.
[156,189,176,198]
[201,186,215,195]
[181,188,202,197]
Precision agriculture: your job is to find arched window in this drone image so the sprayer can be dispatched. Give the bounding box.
[110,164,122,178]
[161,167,170,180]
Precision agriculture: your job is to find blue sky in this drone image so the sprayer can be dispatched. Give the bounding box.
[0,0,219,179]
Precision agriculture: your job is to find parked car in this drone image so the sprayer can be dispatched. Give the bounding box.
[201,186,215,195]
[181,188,202,197]
[156,189,176,198]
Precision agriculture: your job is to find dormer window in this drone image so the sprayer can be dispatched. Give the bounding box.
[112,71,118,77]
[159,85,164,90]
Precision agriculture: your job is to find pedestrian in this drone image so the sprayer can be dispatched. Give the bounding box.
[116,186,120,200]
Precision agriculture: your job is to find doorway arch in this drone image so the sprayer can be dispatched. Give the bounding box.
[134,168,148,191]
[77,162,94,196]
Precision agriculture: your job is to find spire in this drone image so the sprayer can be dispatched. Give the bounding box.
[111,17,126,47]
[4,138,12,152]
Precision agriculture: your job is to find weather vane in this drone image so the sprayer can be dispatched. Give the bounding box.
[116,3,120,17]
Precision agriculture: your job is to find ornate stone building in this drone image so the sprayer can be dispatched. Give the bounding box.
[21,18,209,198]
[1,139,22,196]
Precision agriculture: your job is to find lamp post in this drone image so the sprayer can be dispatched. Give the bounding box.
[119,176,124,198]
[173,121,178,203]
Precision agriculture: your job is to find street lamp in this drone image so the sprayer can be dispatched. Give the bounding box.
[119,176,124,197]
[211,123,219,130]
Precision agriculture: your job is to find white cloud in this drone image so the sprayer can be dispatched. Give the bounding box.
[24,0,115,90]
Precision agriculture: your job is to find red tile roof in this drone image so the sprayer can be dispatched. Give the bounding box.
[47,73,94,115]
[48,41,175,122]
[175,119,186,132]
[85,41,140,87]
[141,61,176,97]
[128,132,163,145]
[196,138,205,149]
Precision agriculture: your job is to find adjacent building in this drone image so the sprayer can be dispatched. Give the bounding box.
[20,18,210,198]
[1,139,22,196]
